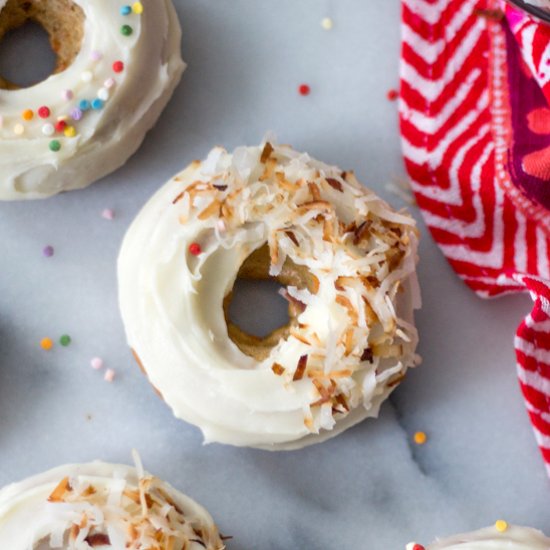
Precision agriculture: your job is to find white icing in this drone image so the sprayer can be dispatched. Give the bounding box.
[0,461,224,549]
[426,525,550,550]
[118,143,421,450]
[0,0,185,200]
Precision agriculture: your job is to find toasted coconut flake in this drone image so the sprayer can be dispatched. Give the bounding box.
[353,220,373,245]
[297,200,332,212]
[271,363,285,376]
[290,328,311,345]
[285,230,299,246]
[198,199,221,220]
[387,373,406,388]
[335,294,359,323]
[86,533,111,547]
[293,354,308,381]
[260,142,274,163]
[308,181,321,201]
[361,348,374,363]
[213,184,228,191]
[172,190,186,204]
[48,476,71,502]
[326,177,344,192]
[334,393,350,412]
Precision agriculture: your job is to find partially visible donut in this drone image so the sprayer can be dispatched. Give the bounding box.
[0,458,225,549]
[414,524,550,550]
[118,142,421,450]
[0,0,185,200]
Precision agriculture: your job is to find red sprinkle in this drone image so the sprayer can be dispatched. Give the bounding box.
[38,106,51,118]
[412,545,426,550]
[55,120,67,132]
[189,243,202,256]
[113,61,124,73]
[298,84,311,96]
[387,89,399,101]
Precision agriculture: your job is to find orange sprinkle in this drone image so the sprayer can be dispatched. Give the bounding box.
[22,109,34,121]
[413,431,427,445]
[40,337,54,351]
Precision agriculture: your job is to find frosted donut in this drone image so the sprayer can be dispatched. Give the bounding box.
[118,142,421,449]
[413,524,550,550]
[0,457,225,549]
[0,0,185,200]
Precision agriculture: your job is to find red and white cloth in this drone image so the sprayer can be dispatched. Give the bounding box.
[400,0,550,475]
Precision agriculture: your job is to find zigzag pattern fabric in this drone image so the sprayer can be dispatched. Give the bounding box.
[400,0,550,476]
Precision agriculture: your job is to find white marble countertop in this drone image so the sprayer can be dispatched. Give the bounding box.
[0,1,548,549]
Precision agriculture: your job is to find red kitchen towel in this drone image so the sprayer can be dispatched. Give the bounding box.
[400,0,550,475]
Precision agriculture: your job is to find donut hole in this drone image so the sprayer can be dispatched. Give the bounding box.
[224,244,316,361]
[0,0,84,89]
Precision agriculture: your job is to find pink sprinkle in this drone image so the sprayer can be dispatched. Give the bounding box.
[104,368,115,382]
[90,357,104,370]
[102,208,115,220]
[62,89,74,101]
[90,50,103,61]
[104,77,115,89]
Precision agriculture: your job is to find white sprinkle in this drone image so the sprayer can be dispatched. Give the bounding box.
[81,70,93,82]
[104,368,115,382]
[13,124,24,135]
[321,17,333,30]
[102,208,115,220]
[42,123,55,136]
[90,357,104,370]
[97,87,110,101]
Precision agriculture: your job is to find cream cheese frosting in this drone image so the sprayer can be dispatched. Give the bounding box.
[118,142,421,450]
[0,0,185,200]
[0,458,224,549]
[421,525,550,550]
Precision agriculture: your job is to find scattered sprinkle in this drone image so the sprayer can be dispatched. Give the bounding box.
[43,245,54,257]
[413,431,427,445]
[102,208,115,220]
[40,337,54,351]
[120,5,131,15]
[13,123,24,135]
[81,70,93,83]
[49,140,61,152]
[90,357,104,370]
[38,106,50,119]
[79,99,91,111]
[42,123,55,136]
[406,544,426,550]
[22,109,33,121]
[64,126,76,138]
[121,24,133,36]
[321,17,333,30]
[132,2,144,14]
[91,98,104,110]
[97,87,110,101]
[61,89,74,101]
[299,83,311,96]
[495,520,508,533]
[90,50,102,61]
[189,242,202,256]
[113,61,124,73]
[55,120,67,133]
[104,77,116,89]
[387,88,399,101]
[59,334,71,347]
[70,107,83,121]
[104,368,116,382]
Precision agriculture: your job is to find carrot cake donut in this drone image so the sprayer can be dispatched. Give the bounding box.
[0,0,185,200]
[118,142,421,449]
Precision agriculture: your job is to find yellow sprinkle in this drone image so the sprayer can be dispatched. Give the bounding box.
[413,431,427,445]
[40,337,54,351]
[132,1,143,14]
[22,109,33,121]
[13,123,25,135]
[64,126,76,138]
[495,520,508,533]
[321,17,333,30]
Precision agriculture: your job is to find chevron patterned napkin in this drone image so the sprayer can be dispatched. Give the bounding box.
[400,0,550,475]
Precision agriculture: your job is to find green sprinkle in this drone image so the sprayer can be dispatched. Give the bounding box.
[59,334,71,347]
[121,24,133,36]
[49,140,61,152]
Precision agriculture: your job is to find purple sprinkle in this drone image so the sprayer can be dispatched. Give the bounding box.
[90,50,103,61]
[43,245,54,258]
[101,208,115,220]
[71,108,83,121]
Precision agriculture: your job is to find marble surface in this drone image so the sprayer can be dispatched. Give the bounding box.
[0,2,548,549]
